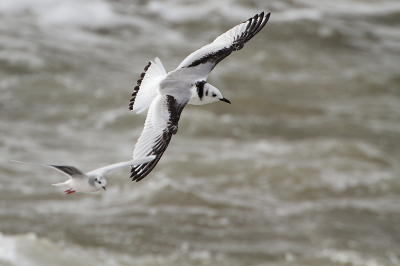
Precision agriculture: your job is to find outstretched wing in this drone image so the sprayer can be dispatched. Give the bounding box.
[130,94,188,182]
[85,156,156,177]
[48,165,83,177]
[129,57,167,114]
[175,12,270,80]
[11,160,83,178]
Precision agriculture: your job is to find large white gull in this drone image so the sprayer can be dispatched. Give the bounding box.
[129,12,271,182]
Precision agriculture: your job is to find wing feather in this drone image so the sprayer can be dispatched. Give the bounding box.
[129,58,167,114]
[131,95,188,182]
[11,160,83,178]
[175,12,270,78]
[85,156,156,177]
[48,165,83,176]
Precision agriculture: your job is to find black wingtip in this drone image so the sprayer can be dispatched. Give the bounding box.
[263,12,271,27]
[250,11,270,38]
[129,61,152,110]
[233,11,270,51]
[130,154,164,182]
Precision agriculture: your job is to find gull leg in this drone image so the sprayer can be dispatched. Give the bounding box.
[65,189,75,194]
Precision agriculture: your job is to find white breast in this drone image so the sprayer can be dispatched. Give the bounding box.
[187,85,203,105]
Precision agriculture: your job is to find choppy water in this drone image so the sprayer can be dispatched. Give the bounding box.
[1,0,400,265]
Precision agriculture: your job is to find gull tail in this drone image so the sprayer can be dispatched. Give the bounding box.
[129,57,167,114]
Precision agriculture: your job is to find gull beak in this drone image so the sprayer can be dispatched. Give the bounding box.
[219,97,231,104]
[102,186,106,191]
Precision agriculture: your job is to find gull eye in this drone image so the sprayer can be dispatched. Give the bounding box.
[98,181,102,184]
[95,178,97,181]
[212,93,217,97]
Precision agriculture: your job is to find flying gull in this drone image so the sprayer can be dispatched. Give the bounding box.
[129,12,270,182]
[12,156,155,194]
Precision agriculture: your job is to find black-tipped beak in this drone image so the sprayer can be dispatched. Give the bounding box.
[102,186,106,191]
[219,97,231,104]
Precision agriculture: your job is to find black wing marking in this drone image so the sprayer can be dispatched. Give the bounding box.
[196,80,206,100]
[130,95,187,182]
[48,165,84,176]
[129,61,152,111]
[186,12,270,70]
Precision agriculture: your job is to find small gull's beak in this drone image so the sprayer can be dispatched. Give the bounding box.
[219,97,231,104]
[102,186,106,191]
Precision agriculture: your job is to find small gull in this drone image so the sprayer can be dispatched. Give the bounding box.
[12,156,155,194]
[129,12,270,182]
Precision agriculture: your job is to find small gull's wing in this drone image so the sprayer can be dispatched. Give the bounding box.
[129,57,168,114]
[11,160,83,178]
[131,94,188,182]
[85,156,156,177]
[175,12,270,80]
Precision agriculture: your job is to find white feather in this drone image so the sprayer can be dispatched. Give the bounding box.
[133,57,168,114]
[85,156,156,176]
[132,95,170,160]
[129,12,269,181]
[176,21,248,69]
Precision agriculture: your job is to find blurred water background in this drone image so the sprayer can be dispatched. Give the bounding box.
[1,0,400,265]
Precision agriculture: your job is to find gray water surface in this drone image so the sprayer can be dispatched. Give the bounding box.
[1,0,400,265]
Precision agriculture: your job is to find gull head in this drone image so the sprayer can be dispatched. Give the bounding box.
[94,176,107,191]
[190,81,231,105]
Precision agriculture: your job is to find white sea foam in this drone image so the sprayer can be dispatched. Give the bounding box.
[297,0,400,16]
[148,0,226,23]
[319,249,383,266]
[0,231,240,266]
[147,0,400,25]
[0,0,146,29]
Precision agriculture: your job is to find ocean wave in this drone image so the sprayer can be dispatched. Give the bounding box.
[0,231,241,266]
[0,0,145,29]
[147,0,400,24]
[296,0,400,17]
[90,138,400,212]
